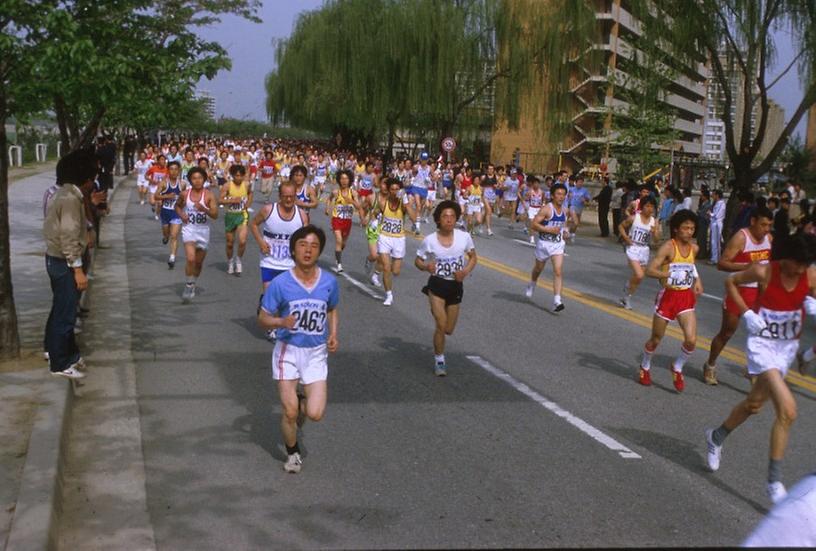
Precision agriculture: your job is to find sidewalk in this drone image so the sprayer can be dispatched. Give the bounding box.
[1,168,153,550]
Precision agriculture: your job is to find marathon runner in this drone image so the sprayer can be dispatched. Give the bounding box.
[134,151,152,205]
[259,150,277,201]
[154,161,185,269]
[376,177,417,306]
[221,164,253,276]
[415,200,477,376]
[146,154,169,220]
[567,175,591,242]
[638,210,702,392]
[525,175,545,244]
[176,167,219,303]
[618,196,659,309]
[703,206,773,384]
[258,225,339,474]
[525,183,571,313]
[292,165,318,212]
[481,164,497,236]
[465,174,485,235]
[249,180,308,341]
[325,169,365,273]
[705,233,816,504]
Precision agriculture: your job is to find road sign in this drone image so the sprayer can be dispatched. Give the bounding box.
[441,137,456,152]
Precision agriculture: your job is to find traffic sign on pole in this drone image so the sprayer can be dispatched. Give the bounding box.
[441,137,456,152]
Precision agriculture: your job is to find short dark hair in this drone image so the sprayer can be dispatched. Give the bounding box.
[772,232,816,264]
[289,224,326,257]
[290,165,308,178]
[751,206,774,222]
[527,174,539,184]
[167,160,181,169]
[386,176,403,189]
[229,164,246,176]
[551,183,568,195]
[767,197,779,207]
[336,169,353,185]
[186,167,207,183]
[56,148,98,186]
[433,200,462,227]
[669,209,697,234]
[639,196,657,209]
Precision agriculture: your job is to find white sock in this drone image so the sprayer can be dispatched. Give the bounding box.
[435,354,445,364]
[386,290,393,298]
[641,345,655,370]
[554,294,562,304]
[672,345,694,373]
[804,346,816,363]
[169,254,175,261]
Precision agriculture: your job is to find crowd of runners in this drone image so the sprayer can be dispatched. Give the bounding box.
[96,136,816,511]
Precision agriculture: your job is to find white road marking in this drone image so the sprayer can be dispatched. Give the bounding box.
[513,238,535,248]
[336,270,384,300]
[466,355,642,460]
[701,292,722,301]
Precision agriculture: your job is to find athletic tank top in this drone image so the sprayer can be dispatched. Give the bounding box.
[754,261,809,341]
[538,205,567,243]
[468,186,483,206]
[529,190,544,208]
[332,188,355,219]
[184,189,209,226]
[734,228,772,288]
[629,214,656,247]
[662,240,696,290]
[260,203,303,270]
[225,181,248,213]
[381,199,405,238]
[161,180,182,210]
[359,173,375,192]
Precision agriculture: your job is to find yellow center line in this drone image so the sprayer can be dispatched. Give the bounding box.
[408,228,816,393]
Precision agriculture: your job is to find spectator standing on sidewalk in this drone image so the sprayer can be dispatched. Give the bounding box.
[43,149,98,379]
[657,187,675,238]
[709,189,726,263]
[594,177,612,237]
[696,188,711,259]
[611,181,625,237]
[773,197,791,239]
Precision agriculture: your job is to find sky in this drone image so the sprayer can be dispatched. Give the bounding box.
[199,1,807,138]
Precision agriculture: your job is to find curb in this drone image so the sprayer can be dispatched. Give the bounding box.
[4,175,127,551]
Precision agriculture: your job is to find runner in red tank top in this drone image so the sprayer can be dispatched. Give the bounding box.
[704,207,773,384]
[705,233,816,505]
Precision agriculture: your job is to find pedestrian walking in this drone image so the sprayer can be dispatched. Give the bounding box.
[709,189,726,263]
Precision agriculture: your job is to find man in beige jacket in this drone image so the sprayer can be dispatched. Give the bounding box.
[43,149,98,379]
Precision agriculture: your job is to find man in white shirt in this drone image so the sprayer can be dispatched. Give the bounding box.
[709,189,726,263]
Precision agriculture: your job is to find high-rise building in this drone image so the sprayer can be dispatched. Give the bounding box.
[491,0,707,174]
[196,90,216,120]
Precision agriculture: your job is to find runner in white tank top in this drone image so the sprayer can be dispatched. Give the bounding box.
[176,167,218,303]
[618,196,659,309]
[249,180,309,340]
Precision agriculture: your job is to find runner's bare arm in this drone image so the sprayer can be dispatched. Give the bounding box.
[717,230,750,272]
[619,215,634,246]
[530,205,554,234]
[205,190,218,219]
[725,264,770,314]
[645,241,674,279]
[455,249,478,282]
[326,308,338,353]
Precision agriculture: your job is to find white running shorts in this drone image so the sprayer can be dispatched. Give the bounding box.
[182,225,210,250]
[535,238,565,261]
[626,244,650,266]
[377,235,406,259]
[272,341,328,384]
[746,336,798,377]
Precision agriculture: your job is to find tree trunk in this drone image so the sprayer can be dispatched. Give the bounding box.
[72,106,106,151]
[0,105,21,360]
[723,157,754,241]
[54,95,71,155]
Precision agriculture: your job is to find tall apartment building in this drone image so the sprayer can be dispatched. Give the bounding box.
[702,57,785,163]
[196,90,217,120]
[491,0,707,174]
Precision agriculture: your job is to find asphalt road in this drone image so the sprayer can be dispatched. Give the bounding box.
[122,180,816,549]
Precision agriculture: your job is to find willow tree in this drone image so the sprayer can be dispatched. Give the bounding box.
[267,0,566,155]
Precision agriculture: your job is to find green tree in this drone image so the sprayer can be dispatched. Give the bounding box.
[0,0,259,360]
[780,134,816,191]
[266,0,560,156]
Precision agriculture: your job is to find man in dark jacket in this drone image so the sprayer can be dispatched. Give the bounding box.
[594,178,613,237]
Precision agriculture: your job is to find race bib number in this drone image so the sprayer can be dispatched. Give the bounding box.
[468,195,481,206]
[289,299,327,335]
[228,198,245,212]
[162,197,176,209]
[337,205,354,219]
[188,212,207,224]
[539,225,563,242]
[668,262,695,289]
[381,217,403,235]
[435,255,464,278]
[631,228,651,246]
[757,308,802,340]
[264,233,290,260]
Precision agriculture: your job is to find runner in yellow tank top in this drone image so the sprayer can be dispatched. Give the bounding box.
[325,169,364,272]
[639,210,703,392]
[221,165,253,276]
[375,177,417,306]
